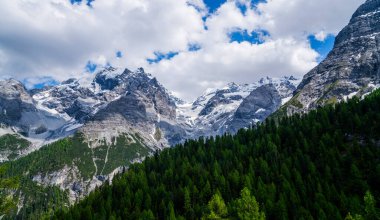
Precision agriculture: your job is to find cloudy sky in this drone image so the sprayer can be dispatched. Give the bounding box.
[0,0,365,101]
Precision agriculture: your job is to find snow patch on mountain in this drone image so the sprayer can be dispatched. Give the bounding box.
[176,76,300,138]
[1,67,300,166]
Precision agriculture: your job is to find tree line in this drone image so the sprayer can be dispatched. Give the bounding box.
[51,90,380,219]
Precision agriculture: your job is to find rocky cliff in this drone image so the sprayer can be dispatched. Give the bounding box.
[280,0,380,116]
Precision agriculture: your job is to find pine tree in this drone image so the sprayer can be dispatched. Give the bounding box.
[184,187,192,217]
[168,202,177,220]
[235,187,265,220]
[202,192,228,219]
[139,209,155,220]
[364,191,379,220]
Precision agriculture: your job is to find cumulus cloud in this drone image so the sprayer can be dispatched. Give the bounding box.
[149,0,364,100]
[0,0,365,100]
[149,39,319,99]
[0,0,204,82]
[256,0,364,39]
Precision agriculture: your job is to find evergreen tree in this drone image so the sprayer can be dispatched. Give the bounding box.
[364,191,379,220]
[203,192,228,219]
[139,210,155,220]
[37,89,380,220]
[235,187,265,220]
[167,201,177,220]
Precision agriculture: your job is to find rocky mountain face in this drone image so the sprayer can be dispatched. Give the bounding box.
[0,67,174,159]
[0,79,65,137]
[1,69,299,160]
[2,2,379,217]
[33,67,170,137]
[181,76,300,138]
[279,0,380,116]
[0,67,299,207]
[0,67,181,205]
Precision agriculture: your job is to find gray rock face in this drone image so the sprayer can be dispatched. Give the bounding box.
[199,84,243,116]
[0,79,35,124]
[94,67,126,90]
[282,0,380,115]
[1,69,300,206]
[94,93,149,124]
[1,66,299,154]
[184,77,299,138]
[0,67,180,150]
[88,67,179,146]
[227,84,282,133]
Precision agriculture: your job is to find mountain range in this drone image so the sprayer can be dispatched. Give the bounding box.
[0,67,300,210]
[1,0,380,218]
[277,0,380,116]
[0,67,299,163]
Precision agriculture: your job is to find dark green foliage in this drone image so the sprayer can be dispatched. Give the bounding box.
[203,191,228,219]
[0,133,150,219]
[0,165,19,216]
[364,191,379,219]
[234,187,265,220]
[0,134,30,160]
[54,90,380,219]
[345,190,380,220]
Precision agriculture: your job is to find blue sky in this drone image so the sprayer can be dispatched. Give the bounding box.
[85,61,97,73]
[0,0,364,100]
[309,35,335,62]
[69,0,336,67]
[140,0,338,75]
[75,0,335,72]
[141,0,338,70]
[203,0,226,13]
[147,51,179,64]
[69,0,338,65]
[22,77,59,89]
[229,29,270,44]
[204,0,266,13]
[202,0,336,62]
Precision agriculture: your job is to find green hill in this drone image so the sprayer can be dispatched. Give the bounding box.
[0,134,31,161]
[0,133,150,219]
[52,90,380,219]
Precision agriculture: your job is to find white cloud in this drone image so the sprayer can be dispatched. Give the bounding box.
[0,0,366,101]
[256,0,364,39]
[149,0,364,100]
[314,31,330,41]
[0,0,204,81]
[148,38,318,99]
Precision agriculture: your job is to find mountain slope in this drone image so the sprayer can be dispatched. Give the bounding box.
[0,72,299,164]
[0,132,151,219]
[0,71,299,218]
[279,0,380,116]
[0,133,30,162]
[180,76,300,138]
[0,67,179,162]
[0,79,70,143]
[53,89,380,220]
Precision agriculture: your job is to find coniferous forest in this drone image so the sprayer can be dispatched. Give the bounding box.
[51,90,380,220]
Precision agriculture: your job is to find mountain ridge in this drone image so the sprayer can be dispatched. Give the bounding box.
[0,68,299,208]
[0,68,299,162]
[279,0,380,116]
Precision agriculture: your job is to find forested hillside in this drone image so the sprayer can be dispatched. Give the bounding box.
[0,134,31,161]
[52,90,380,219]
[0,133,150,219]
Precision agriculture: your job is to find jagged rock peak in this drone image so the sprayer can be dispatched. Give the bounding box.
[280,0,380,116]
[0,79,33,102]
[93,67,151,91]
[335,0,380,46]
[352,0,380,19]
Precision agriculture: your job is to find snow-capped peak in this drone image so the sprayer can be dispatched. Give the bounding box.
[176,76,300,134]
